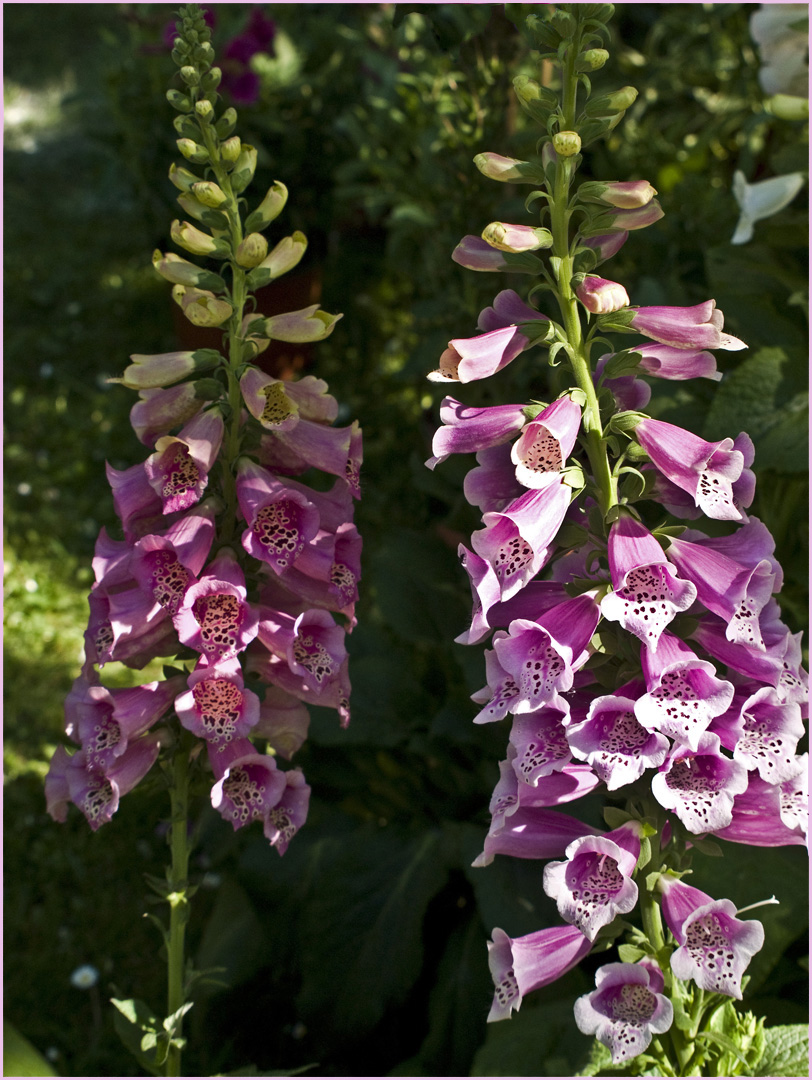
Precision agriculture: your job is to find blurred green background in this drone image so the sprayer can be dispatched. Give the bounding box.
[4,4,808,1076]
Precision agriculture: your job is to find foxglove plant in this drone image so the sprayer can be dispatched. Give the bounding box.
[428,6,807,1075]
[44,7,361,1075]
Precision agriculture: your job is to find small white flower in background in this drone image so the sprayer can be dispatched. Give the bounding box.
[750,4,809,97]
[731,170,806,244]
[70,963,99,989]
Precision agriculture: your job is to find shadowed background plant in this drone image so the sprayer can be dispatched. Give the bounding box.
[4,4,807,1077]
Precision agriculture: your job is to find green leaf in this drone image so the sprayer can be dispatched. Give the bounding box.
[472,992,594,1076]
[110,998,163,1076]
[194,879,268,998]
[754,1024,809,1076]
[2,1019,57,1077]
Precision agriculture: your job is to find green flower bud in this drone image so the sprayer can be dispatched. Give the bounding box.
[578,48,609,71]
[244,181,289,232]
[201,66,222,91]
[584,86,638,117]
[180,65,199,86]
[193,41,215,66]
[215,108,238,139]
[166,89,193,112]
[195,99,214,121]
[220,136,242,163]
[513,75,558,123]
[235,232,269,268]
[552,130,582,157]
[171,219,230,258]
[473,152,548,185]
[169,163,199,192]
[767,93,809,120]
[191,181,228,208]
[246,231,308,289]
[173,113,200,138]
[152,250,226,291]
[230,145,258,195]
[172,285,233,328]
[176,138,209,163]
[177,194,229,231]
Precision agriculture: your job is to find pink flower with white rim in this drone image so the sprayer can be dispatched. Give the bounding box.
[635,417,755,521]
[260,419,362,498]
[575,275,630,315]
[566,681,670,791]
[236,458,321,575]
[470,482,570,602]
[487,925,592,1021]
[426,397,528,469]
[174,656,260,750]
[428,325,529,384]
[731,685,805,783]
[610,342,721,382]
[257,606,348,701]
[635,631,735,750]
[455,545,503,647]
[628,299,747,350]
[507,695,572,784]
[600,515,697,650]
[658,875,765,998]
[130,499,217,615]
[606,200,664,231]
[174,547,259,663]
[481,221,553,253]
[681,516,783,590]
[247,644,351,728]
[491,591,602,714]
[665,533,776,649]
[574,960,673,1064]
[713,763,808,848]
[144,408,225,515]
[511,395,582,489]
[651,731,748,833]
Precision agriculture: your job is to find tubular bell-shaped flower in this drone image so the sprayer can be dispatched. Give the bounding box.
[510,395,582,488]
[574,961,673,1064]
[487,925,592,1021]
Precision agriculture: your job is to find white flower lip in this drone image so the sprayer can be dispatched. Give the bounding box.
[731,169,806,244]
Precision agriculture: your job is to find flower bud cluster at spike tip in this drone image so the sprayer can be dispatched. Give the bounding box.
[45,6,364,856]
[424,2,807,1068]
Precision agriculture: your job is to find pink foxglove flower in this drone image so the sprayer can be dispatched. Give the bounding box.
[575,275,630,314]
[510,395,582,488]
[474,805,600,866]
[658,876,765,998]
[463,445,525,513]
[616,342,721,382]
[578,179,657,209]
[428,325,529,384]
[174,656,261,750]
[236,458,321,575]
[477,289,551,335]
[426,397,528,468]
[651,731,749,832]
[600,515,697,650]
[451,235,542,274]
[628,300,746,351]
[144,409,224,514]
[543,821,643,940]
[635,418,755,521]
[487,925,592,1021]
[508,697,572,784]
[174,548,259,662]
[715,757,808,847]
[574,961,673,1064]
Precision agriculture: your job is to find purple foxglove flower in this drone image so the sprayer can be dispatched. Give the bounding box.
[260,520,361,626]
[578,179,657,209]
[471,483,570,602]
[658,875,765,998]
[257,606,349,704]
[651,731,748,832]
[175,656,260,753]
[260,419,362,499]
[544,821,643,941]
[248,644,351,728]
[83,584,177,670]
[600,516,697,650]
[580,230,629,265]
[607,199,665,231]
[508,696,572,784]
[130,384,206,447]
[775,756,807,839]
[681,516,783,590]
[144,409,224,515]
[665,534,775,650]
[487,925,592,1021]
[574,961,673,1064]
[477,289,551,336]
[491,592,601,714]
[45,733,162,830]
[174,547,259,662]
[714,768,808,847]
[427,397,527,469]
[691,610,808,705]
[428,325,528,384]
[264,767,310,854]
[511,396,582,489]
[451,235,542,274]
[64,676,181,774]
[575,275,630,315]
[629,300,746,351]
[252,684,310,759]
[621,343,721,382]
[455,545,503,646]
[473,805,600,867]
[594,355,652,412]
[635,418,754,521]
[130,500,217,615]
[636,632,734,749]
[566,684,670,790]
[236,458,321,575]
[106,461,168,543]
[209,736,288,830]
[240,368,339,430]
[463,444,524,513]
[260,305,342,344]
[481,221,553,253]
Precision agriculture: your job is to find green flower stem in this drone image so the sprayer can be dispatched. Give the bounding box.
[166,737,192,1078]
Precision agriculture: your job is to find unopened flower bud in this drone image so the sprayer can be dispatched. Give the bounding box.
[578,179,657,209]
[195,99,214,121]
[579,49,609,71]
[111,349,220,390]
[201,66,222,91]
[482,222,554,253]
[171,219,230,258]
[177,138,208,164]
[220,136,242,163]
[169,163,199,192]
[152,250,225,291]
[172,285,234,327]
[191,181,228,208]
[173,114,199,138]
[473,153,547,185]
[230,145,258,195]
[766,93,809,121]
[263,305,343,343]
[247,231,308,289]
[180,65,199,86]
[585,86,638,117]
[575,275,630,315]
[244,181,289,232]
[215,108,238,139]
[235,233,269,268]
[552,131,582,157]
[513,75,558,122]
[166,89,192,112]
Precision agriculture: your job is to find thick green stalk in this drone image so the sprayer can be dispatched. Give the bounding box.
[165,740,191,1077]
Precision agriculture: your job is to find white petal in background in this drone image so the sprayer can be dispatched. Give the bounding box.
[731,169,806,244]
[750,3,809,97]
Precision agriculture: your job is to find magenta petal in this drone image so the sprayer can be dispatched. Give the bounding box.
[508,696,572,784]
[236,458,321,574]
[488,924,592,1021]
[477,289,550,333]
[430,325,530,384]
[464,444,524,513]
[651,732,748,832]
[574,962,673,1064]
[713,765,808,847]
[210,750,287,830]
[511,396,582,489]
[567,688,669,791]
[428,397,527,468]
[473,806,600,867]
[175,659,260,750]
[263,768,310,854]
